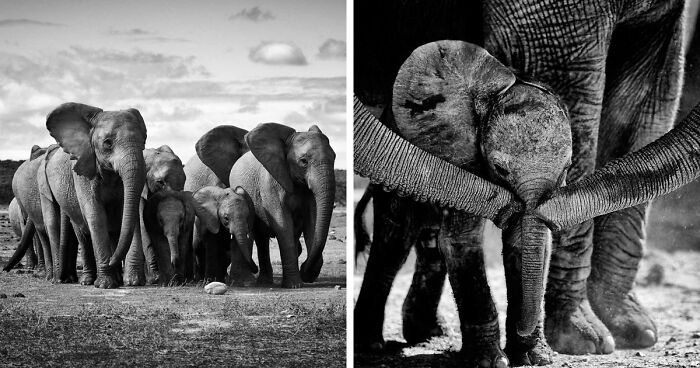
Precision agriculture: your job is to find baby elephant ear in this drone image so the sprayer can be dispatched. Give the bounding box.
[192,187,223,234]
[46,103,103,179]
[195,125,249,187]
[157,145,176,155]
[29,145,46,161]
[392,40,516,169]
[245,123,296,193]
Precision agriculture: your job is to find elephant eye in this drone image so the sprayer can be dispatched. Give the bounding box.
[103,138,113,149]
[223,214,229,224]
[299,157,308,166]
[494,163,509,177]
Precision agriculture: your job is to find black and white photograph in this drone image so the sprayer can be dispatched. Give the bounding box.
[0,1,347,366]
[353,1,700,367]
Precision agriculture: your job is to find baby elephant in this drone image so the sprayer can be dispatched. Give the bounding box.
[192,186,258,286]
[143,191,198,284]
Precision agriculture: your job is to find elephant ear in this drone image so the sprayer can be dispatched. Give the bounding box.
[191,186,223,234]
[195,125,249,187]
[126,108,148,145]
[308,125,322,134]
[46,102,103,179]
[392,40,516,169]
[157,145,175,155]
[245,123,296,193]
[29,145,46,161]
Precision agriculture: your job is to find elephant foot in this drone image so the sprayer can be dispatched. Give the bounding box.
[402,309,445,345]
[461,322,509,368]
[80,272,96,285]
[33,269,47,279]
[589,286,657,348]
[353,319,386,353]
[94,274,120,289]
[58,274,79,284]
[282,276,303,289]
[124,271,146,286]
[256,273,274,286]
[545,298,615,354]
[230,273,257,287]
[505,327,553,366]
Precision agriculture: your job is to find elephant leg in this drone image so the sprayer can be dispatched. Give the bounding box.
[545,223,614,354]
[272,213,302,288]
[35,228,53,281]
[589,3,684,349]
[229,236,255,287]
[255,231,273,286]
[439,212,507,367]
[192,219,204,281]
[401,226,447,345]
[58,212,78,283]
[124,217,146,286]
[503,231,552,365]
[33,234,44,273]
[24,237,38,270]
[81,204,118,288]
[203,231,228,283]
[354,192,417,352]
[75,226,96,285]
[41,199,61,282]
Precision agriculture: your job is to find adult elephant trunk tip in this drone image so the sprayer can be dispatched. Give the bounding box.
[109,152,146,268]
[301,165,335,283]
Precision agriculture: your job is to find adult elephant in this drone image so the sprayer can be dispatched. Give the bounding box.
[354,0,689,359]
[42,103,147,289]
[197,123,336,288]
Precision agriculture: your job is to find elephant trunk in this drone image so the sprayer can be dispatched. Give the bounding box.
[231,228,258,274]
[353,96,521,227]
[538,102,700,229]
[3,219,35,272]
[301,163,335,282]
[109,150,146,267]
[516,213,551,336]
[166,233,180,271]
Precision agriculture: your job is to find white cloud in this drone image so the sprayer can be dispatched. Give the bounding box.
[249,42,307,66]
[317,39,346,59]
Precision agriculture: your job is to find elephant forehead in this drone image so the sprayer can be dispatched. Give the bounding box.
[291,133,335,157]
[94,111,145,139]
[158,196,185,213]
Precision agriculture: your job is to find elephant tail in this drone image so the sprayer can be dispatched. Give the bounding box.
[3,219,36,272]
[354,184,374,257]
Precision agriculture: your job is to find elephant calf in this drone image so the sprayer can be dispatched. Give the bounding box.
[191,186,258,285]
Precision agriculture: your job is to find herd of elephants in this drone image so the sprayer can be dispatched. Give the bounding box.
[353,0,700,367]
[5,0,700,367]
[4,104,337,291]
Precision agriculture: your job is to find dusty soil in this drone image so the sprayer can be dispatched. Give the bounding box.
[0,205,347,367]
[353,180,700,368]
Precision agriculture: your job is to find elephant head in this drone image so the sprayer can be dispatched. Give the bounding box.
[357,40,573,335]
[192,186,259,273]
[143,190,196,281]
[143,145,186,197]
[246,123,336,283]
[46,103,147,267]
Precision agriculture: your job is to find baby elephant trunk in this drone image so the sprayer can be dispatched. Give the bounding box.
[166,233,180,271]
[514,213,551,336]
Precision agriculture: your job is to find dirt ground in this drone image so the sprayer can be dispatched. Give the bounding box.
[0,205,347,367]
[353,183,700,368]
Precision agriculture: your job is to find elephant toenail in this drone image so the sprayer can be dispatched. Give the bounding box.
[584,340,596,354]
[640,329,656,346]
[601,335,615,354]
[494,356,509,368]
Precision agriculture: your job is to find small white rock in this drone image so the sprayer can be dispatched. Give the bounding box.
[204,282,228,295]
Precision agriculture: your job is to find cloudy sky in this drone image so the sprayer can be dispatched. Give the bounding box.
[0,0,346,168]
